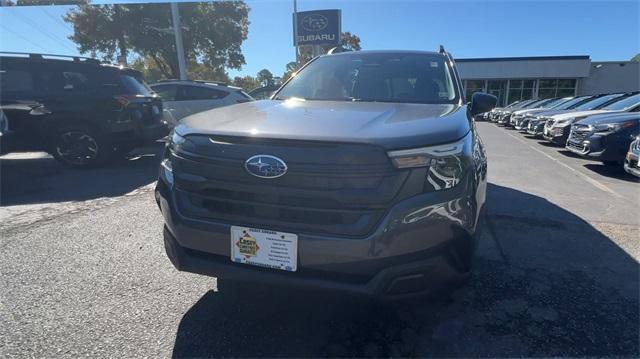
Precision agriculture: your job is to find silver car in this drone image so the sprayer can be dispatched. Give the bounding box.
[151,80,253,126]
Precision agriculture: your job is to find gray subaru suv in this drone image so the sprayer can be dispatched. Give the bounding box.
[155,49,497,298]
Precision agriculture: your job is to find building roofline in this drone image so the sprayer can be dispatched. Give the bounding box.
[591,61,637,64]
[456,55,590,63]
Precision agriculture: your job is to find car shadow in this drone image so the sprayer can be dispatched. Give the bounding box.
[522,134,541,140]
[171,183,639,358]
[0,144,164,206]
[583,163,640,182]
[556,149,595,160]
[536,140,559,147]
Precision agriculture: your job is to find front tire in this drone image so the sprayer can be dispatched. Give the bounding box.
[51,125,111,169]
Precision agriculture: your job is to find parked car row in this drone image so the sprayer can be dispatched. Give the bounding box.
[0,52,279,168]
[483,91,640,178]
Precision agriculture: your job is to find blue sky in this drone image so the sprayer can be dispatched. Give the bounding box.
[0,0,638,79]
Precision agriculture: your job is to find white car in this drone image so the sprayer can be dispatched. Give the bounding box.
[150,80,253,126]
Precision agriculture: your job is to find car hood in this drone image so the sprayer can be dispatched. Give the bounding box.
[576,112,640,126]
[513,108,550,116]
[534,109,574,118]
[175,99,470,150]
[549,109,614,121]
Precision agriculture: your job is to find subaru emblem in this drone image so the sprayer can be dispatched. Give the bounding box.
[245,155,288,178]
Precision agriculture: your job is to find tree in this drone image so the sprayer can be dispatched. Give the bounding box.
[339,31,361,51]
[130,57,164,83]
[282,61,299,81]
[187,60,231,83]
[65,3,130,62]
[257,69,274,86]
[297,31,362,66]
[131,56,231,84]
[631,54,640,62]
[232,75,261,91]
[65,1,250,79]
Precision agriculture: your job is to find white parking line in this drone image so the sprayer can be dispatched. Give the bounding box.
[501,129,624,199]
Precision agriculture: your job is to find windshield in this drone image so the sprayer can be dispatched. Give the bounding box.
[522,99,547,109]
[275,53,459,104]
[120,74,154,96]
[602,94,640,111]
[554,96,591,110]
[505,101,521,109]
[573,94,624,110]
[514,100,536,108]
[541,98,568,108]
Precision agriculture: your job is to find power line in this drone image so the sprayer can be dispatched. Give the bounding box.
[41,7,70,31]
[39,7,78,52]
[0,23,49,52]
[12,10,76,53]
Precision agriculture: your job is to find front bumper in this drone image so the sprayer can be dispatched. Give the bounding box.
[624,152,640,177]
[108,121,170,145]
[155,175,483,299]
[0,129,15,154]
[543,125,570,145]
[496,114,512,125]
[526,122,544,136]
[514,118,531,131]
[566,133,629,162]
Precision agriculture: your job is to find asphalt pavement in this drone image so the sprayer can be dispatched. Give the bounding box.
[1,122,638,357]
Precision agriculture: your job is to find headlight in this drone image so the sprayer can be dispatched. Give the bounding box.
[161,131,186,186]
[554,118,573,126]
[160,157,174,185]
[593,120,636,134]
[387,134,471,191]
[0,111,7,135]
[170,131,186,149]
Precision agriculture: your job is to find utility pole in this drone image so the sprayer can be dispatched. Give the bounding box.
[293,0,299,66]
[171,2,188,80]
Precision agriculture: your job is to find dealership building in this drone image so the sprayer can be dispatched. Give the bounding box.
[456,56,640,106]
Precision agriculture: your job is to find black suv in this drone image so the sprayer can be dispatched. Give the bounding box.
[0,53,168,168]
[156,49,497,298]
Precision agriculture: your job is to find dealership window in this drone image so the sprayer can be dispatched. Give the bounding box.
[464,80,485,101]
[487,80,507,106]
[538,79,576,98]
[507,79,535,104]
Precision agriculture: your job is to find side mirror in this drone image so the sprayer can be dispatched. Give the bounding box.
[469,92,498,116]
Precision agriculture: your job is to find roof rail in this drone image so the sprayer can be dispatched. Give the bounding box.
[327,46,352,54]
[0,51,102,64]
[156,79,229,86]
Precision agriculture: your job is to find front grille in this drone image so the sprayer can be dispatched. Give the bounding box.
[566,141,586,152]
[172,135,411,237]
[568,125,592,144]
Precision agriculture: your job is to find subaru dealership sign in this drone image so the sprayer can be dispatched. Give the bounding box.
[294,9,341,46]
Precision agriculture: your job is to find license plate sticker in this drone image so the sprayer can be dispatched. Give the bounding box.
[230,226,298,272]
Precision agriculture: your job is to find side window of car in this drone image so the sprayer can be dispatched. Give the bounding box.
[0,67,35,100]
[181,85,229,101]
[152,84,178,101]
[251,89,271,100]
[62,71,90,91]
